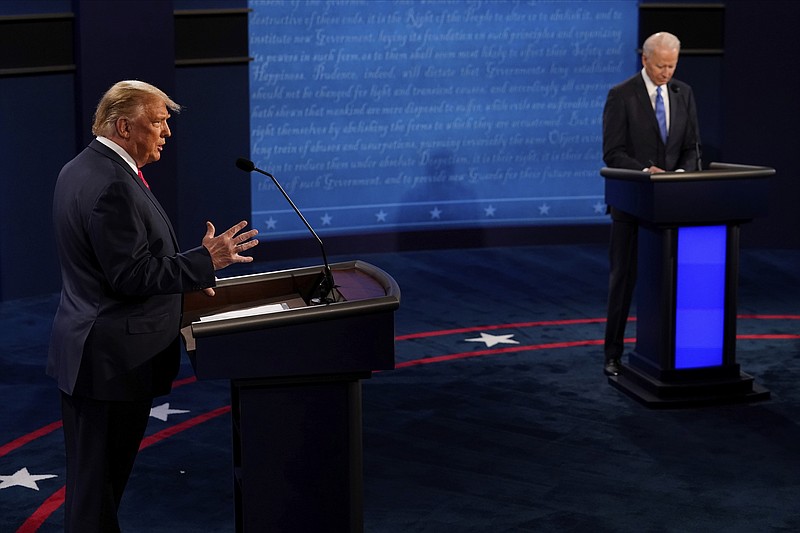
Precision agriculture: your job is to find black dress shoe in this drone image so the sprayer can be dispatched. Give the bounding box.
[604,358,621,376]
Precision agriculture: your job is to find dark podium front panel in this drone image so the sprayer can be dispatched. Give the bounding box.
[181,260,400,532]
[602,163,774,408]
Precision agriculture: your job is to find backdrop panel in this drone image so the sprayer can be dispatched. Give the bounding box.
[248,0,637,239]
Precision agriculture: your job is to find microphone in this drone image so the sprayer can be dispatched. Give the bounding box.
[235,157,340,304]
[670,84,702,170]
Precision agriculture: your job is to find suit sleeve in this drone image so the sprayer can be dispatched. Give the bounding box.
[88,180,215,296]
[602,87,645,170]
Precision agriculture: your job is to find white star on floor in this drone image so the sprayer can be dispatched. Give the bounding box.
[265,216,277,230]
[375,209,388,222]
[484,205,496,217]
[321,213,333,226]
[594,201,607,214]
[465,332,520,348]
[430,207,442,219]
[0,467,57,491]
[538,203,551,215]
[150,402,190,422]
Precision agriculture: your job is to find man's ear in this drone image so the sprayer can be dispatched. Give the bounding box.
[115,117,130,139]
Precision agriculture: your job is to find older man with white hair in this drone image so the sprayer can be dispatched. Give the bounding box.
[601,32,702,377]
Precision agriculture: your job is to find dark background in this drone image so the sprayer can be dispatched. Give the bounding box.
[1,0,797,302]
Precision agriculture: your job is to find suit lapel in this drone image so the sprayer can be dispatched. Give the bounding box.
[632,77,663,144]
[666,83,686,149]
[139,180,181,252]
[88,140,181,251]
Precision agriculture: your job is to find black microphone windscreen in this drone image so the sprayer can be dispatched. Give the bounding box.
[670,84,680,93]
[235,158,255,172]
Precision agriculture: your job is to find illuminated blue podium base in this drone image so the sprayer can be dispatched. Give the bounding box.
[612,224,769,408]
[602,164,774,409]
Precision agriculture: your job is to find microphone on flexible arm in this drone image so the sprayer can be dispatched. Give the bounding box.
[235,157,340,305]
[670,84,702,171]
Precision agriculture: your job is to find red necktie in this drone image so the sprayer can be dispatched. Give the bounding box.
[138,168,150,189]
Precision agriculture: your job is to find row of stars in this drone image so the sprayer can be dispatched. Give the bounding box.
[262,201,607,229]
[0,403,189,491]
[0,332,521,492]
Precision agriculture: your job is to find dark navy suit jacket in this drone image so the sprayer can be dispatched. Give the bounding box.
[48,139,215,399]
[602,72,700,173]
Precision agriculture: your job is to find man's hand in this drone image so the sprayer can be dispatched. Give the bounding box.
[202,220,259,271]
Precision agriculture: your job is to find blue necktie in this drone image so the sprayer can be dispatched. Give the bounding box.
[655,86,667,144]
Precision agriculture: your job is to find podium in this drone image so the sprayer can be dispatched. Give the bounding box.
[181,260,400,532]
[602,162,775,408]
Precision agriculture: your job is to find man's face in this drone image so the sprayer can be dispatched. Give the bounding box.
[642,46,679,86]
[126,99,171,168]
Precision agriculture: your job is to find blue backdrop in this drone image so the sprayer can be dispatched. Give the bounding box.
[248,0,637,239]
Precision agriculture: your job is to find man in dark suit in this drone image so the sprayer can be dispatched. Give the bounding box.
[601,32,701,376]
[48,80,259,532]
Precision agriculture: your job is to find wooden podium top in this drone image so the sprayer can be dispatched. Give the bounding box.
[182,260,399,343]
[180,260,400,380]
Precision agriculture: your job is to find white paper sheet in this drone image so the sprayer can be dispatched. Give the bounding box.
[198,302,290,322]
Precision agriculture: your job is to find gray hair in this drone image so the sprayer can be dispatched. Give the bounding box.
[92,80,181,137]
[642,32,681,58]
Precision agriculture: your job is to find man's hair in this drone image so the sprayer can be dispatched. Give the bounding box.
[642,32,681,58]
[91,80,181,137]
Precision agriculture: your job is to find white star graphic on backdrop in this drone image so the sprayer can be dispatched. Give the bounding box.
[150,403,190,422]
[538,203,551,215]
[465,332,520,348]
[265,217,277,230]
[321,213,333,226]
[594,201,606,214]
[484,205,496,217]
[375,210,388,222]
[430,207,442,219]
[0,467,57,491]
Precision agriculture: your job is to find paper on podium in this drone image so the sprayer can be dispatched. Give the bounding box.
[199,302,290,323]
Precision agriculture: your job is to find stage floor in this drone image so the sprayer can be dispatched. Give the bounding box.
[2,244,800,532]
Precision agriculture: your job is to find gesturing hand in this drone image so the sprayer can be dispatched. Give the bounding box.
[202,220,259,271]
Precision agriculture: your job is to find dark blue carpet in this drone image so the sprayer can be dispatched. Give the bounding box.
[2,244,800,532]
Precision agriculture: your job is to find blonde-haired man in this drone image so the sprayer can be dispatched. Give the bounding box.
[49,80,258,531]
